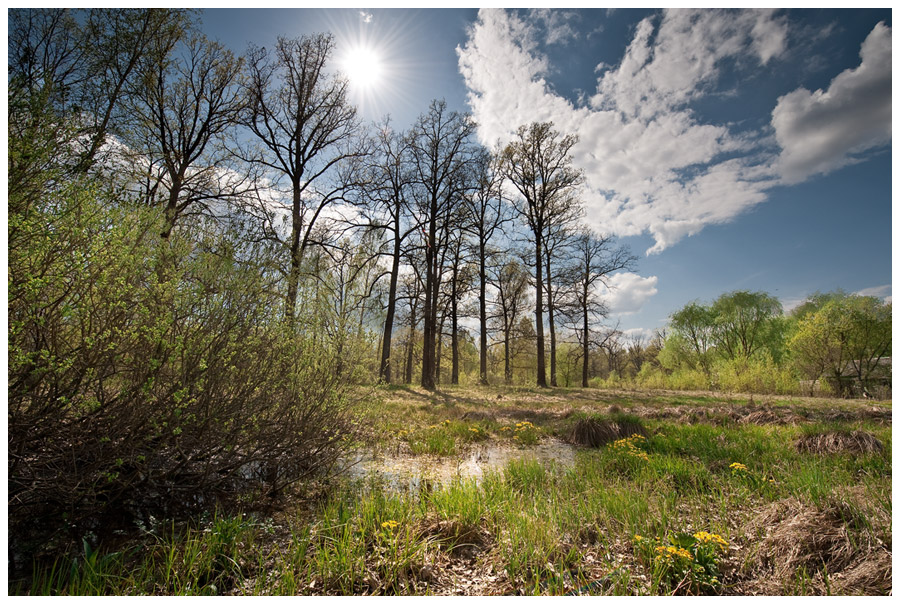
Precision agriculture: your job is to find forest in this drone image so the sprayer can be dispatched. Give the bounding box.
[8,9,892,596]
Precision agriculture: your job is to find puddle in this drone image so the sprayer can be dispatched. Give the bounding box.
[337,439,577,492]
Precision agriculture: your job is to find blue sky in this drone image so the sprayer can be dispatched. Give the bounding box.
[201,8,892,338]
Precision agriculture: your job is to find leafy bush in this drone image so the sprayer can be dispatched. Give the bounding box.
[8,180,357,557]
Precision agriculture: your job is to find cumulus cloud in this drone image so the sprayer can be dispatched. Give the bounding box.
[772,22,892,183]
[600,272,659,315]
[458,8,784,255]
[528,8,580,46]
[457,9,889,256]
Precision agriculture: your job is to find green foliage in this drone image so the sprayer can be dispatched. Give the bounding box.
[8,135,359,557]
[788,294,891,395]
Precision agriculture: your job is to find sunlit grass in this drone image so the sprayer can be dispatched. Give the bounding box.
[18,388,891,596]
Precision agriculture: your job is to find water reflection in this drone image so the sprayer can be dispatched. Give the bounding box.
[338,439,577,492]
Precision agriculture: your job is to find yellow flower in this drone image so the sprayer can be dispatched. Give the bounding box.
[634,534,643,542]
[469,427,479,433]
[381,520,399,530]
[729,462,748,471]
[693,531,728,549]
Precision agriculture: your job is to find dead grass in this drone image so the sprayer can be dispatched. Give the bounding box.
[740,488,891,595]
[569,417,647,447]
[795,430,885,455]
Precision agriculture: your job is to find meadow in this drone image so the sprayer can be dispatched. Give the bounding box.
[15,385,891,596]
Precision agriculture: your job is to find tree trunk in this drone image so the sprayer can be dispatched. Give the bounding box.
[450,267,460,385]
[504,327,512,384]
[420,203,437,390]
[478,242,489,385]
[582,289,590,388]
[534,235,547,387]
[285,184,303,326]
[379,227,402,383]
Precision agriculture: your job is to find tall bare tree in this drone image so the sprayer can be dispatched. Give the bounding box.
[408,99,476,389]
[130,34,247,239]
[501,122,582,388]
[567,230,636,387]
[359,121,418,382]
[462,148,510,385]
[243,33,366,325]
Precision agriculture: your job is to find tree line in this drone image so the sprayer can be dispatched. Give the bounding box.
[593,290,891,399]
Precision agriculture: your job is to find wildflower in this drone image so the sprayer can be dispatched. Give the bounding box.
[634,534,643,542]
[693,531,728,550]
[499,426,511,432]
[729,462,748,472]
[381,520,399,530]
[443,420,451,426]
[469,427,479,433]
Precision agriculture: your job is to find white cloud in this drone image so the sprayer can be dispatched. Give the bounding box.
[359,11,373,24]
[528,8,580,46]
[458,10,889,257]
[600,272,658,315]
[772,22,892,183]
[458,9,784,255]
[854,284,892,302]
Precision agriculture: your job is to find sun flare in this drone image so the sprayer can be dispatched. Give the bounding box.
[342,46,383,90]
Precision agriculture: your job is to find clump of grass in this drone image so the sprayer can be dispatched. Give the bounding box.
[795,429,884,455]
[743,489,892,595]
[570,414,646,448]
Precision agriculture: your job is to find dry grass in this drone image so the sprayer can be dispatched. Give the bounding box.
[569,417,647,447]
[795,430,884,455]
[741,488,891,595]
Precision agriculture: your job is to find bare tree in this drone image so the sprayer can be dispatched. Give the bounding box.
[462,148,510,385]
[129,33,247,239]
[242,33,366,325]
[408,99,476,389]
[567,231,636,387]
[9,8,189,174]
[501,122,582,388]
[358,120,418,383]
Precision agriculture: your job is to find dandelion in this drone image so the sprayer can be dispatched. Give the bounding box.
[729,462,748,472]
[634,534,643,542]
[381,520,399,530]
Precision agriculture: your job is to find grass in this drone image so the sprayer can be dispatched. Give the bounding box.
[13,385,891,596]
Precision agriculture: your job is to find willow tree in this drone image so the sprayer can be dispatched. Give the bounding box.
[501,122,582,388]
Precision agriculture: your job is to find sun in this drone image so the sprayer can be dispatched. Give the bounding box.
[342,45,384,91]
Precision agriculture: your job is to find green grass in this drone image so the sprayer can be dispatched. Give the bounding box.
[15,387,891,596]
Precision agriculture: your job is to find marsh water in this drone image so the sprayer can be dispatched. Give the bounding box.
[338,439,578,492]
